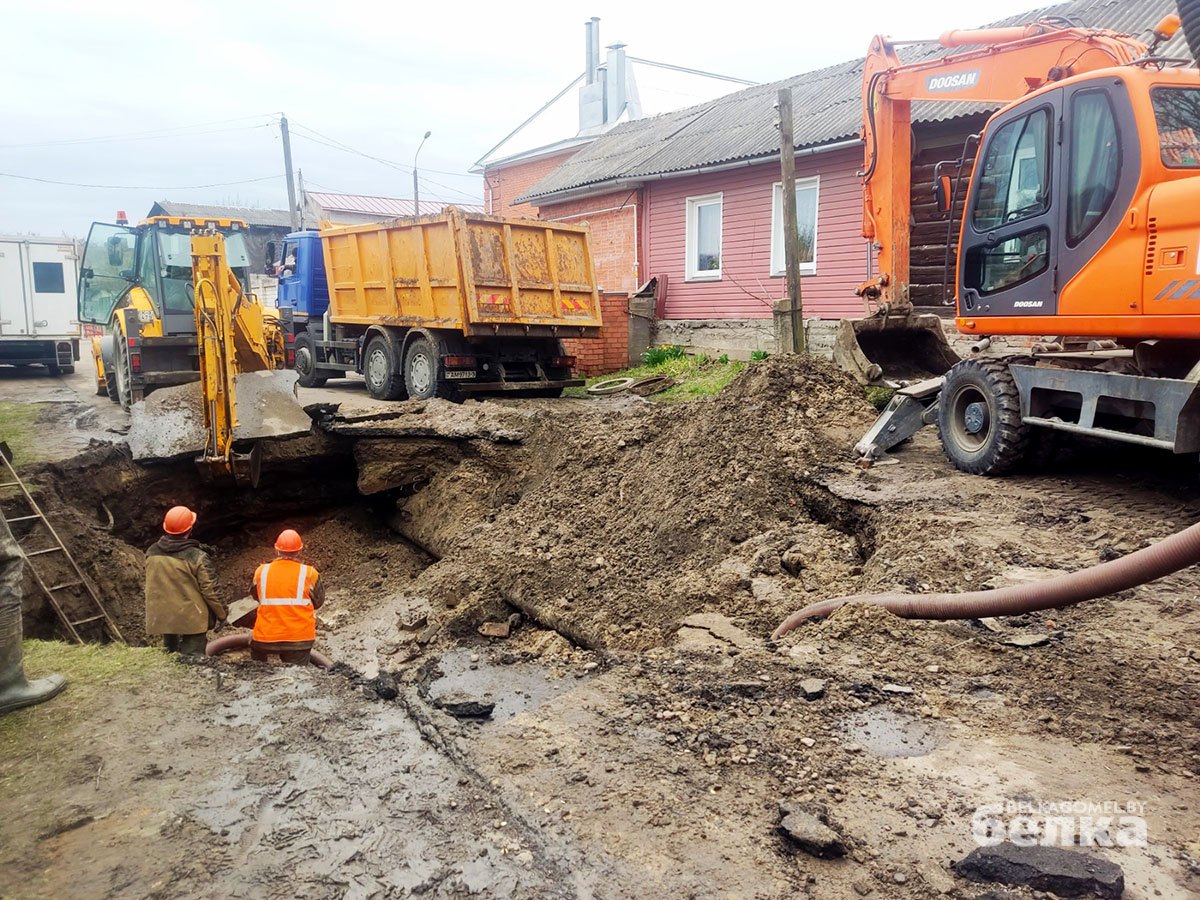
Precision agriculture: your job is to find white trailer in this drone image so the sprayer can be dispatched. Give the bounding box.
[0,235,81,374]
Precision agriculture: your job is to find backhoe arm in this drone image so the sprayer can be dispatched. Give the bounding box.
[860,22,1149,312]
[190,231,302,485]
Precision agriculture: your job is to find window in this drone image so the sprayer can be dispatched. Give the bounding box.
[1151,87,1200,168]
[972,106,1052,231]
[31,262,64,293]
[770,176,819,276]
[685,193,722,280]
[1067,91,1120,245]
[965,227,1049,295]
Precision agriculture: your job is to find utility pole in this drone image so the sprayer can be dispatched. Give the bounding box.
[296,169,306,230]
[280,115,299,232]
[413,130,431,217]
[777,88,805,353]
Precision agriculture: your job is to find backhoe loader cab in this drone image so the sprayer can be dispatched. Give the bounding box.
[78,215,252,408]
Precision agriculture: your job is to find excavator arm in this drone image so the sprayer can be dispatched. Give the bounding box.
[859,22,1150,311]
[191,231,309,485]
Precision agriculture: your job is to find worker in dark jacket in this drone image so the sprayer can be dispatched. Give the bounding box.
[0,510,66,715]
[145,506,226,655]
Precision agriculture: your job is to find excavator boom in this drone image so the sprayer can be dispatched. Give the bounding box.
[835,18,1157,388]
[190,231,310,485]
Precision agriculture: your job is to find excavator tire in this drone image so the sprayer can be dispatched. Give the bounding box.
[937,358,1030,476]
[363,334,407,401]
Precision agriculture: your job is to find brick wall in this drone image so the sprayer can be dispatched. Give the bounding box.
[563,292,630,376]
[483,149,581,219]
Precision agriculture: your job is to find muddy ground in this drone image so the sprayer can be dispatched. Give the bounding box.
[1,358,1198,898]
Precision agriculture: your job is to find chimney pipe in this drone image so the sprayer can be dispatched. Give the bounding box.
[588,17,601,84]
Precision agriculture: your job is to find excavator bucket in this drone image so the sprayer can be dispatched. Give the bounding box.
[126,371,311,467]
[831,312,961,386]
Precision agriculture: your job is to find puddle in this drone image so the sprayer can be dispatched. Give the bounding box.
[426,648,587,724]
[839,706,944,758]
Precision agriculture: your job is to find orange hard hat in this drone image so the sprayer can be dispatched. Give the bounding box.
[275,529,304,553]
[163,505,197,535]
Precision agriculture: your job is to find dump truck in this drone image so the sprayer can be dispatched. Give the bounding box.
[0,235,81,374]
[275,207,602,400]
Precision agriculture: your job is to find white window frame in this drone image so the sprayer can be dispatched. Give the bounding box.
[684,193,723,282]
[770,176,820,277]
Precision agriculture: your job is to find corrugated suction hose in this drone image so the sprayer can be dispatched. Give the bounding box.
[772,520,1200,639]
[206,631,332,668]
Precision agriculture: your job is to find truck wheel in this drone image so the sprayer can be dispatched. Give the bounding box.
[404,335,456,401]
[294,333,328,388]
[937,358,1030,475]
[363,334,407,401]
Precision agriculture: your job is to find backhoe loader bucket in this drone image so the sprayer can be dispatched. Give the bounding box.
[831,312,961,386]
[127,370,311,467]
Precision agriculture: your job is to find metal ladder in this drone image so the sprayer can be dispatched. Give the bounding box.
[0,445,124,644]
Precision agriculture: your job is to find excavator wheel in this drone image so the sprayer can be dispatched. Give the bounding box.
[937,358,1030,476]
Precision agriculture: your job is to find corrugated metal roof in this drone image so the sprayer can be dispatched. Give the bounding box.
[306,192,484,216]
[151,201,293,228]
[520,0,1190,203]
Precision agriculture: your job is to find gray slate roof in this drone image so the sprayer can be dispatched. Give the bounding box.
[150,201,294,229]
[520,0,1188,203]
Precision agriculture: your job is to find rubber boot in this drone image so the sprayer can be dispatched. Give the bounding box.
[0,516,66,715]
[0,606,67,715]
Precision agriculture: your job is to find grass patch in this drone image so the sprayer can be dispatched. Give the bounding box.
[865,386,896,411]
[0,402,43,467]
[566,353,748,402]
[0,641,176,779]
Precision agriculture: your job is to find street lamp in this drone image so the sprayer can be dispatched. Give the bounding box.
[413,130,431,216]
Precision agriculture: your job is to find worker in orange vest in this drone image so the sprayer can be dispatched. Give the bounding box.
[250,529,324,666]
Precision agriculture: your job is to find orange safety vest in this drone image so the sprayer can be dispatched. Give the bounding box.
[251,559,319,644]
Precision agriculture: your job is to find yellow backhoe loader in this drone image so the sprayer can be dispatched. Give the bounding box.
[77,216,311,484]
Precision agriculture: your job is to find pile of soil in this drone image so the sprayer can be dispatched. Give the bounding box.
[407,356,876,650]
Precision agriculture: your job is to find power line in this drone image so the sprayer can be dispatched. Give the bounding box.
[0,172,281,190]
[0,114,279,150]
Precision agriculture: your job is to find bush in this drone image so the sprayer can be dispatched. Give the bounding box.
[750,350,769,362]
[718,354,729,365]
[641,344,686,366]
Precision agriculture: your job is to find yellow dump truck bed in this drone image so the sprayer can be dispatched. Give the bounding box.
[320,208,602,338]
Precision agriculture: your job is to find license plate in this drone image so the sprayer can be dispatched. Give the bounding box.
[444,370,474,380]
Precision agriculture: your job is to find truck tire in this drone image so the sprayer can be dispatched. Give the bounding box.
[363,334,407,401]
[937,358,1030,475]
[293,332,328,388]
[404,334,456,401]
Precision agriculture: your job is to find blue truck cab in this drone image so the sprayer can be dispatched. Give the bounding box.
[274,230,328,323]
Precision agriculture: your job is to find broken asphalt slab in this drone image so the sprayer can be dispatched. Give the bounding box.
[954,842,1124,898]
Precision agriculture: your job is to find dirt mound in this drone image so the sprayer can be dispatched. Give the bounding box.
[409,357,875,649]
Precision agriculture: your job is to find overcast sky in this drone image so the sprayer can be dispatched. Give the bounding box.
[1,0,1043,237]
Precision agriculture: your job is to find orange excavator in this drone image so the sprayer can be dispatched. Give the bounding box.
[853,4,1200,473]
